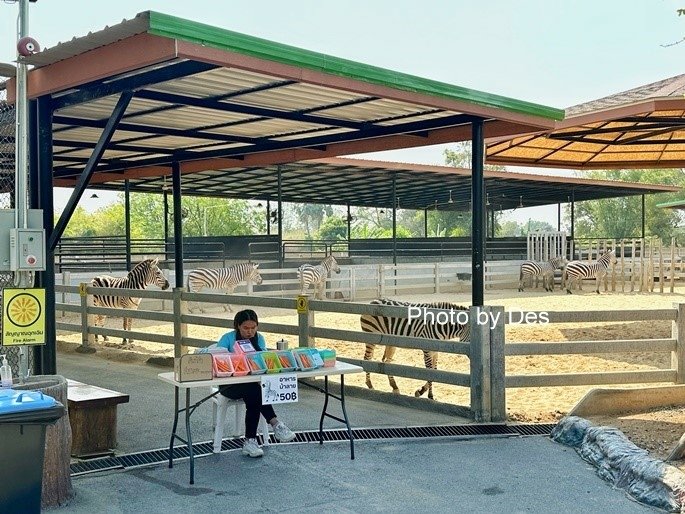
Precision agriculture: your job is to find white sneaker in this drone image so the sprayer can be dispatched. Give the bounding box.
[241,438,264,458]
[273,421,296,443]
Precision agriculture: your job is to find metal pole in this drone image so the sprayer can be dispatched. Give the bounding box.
[472,119,485,307]
[266,199,271,236]
[36,94,56,375]
[641,194,646,239]
[346,204,352,240]
[277,165,283,267]
[172,161,184,288]
[424,208,428,238]
[570,190,575,242]
[163,191,169,261]
[392,175,397,266]
[125,179,131,270]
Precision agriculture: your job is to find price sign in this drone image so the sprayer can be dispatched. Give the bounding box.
[261,373,299,404]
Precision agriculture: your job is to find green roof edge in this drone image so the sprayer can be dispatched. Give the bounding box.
[146,11,564,121]
[656,199,685,208]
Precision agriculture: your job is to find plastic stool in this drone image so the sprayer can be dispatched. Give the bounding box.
[211,387,270,453]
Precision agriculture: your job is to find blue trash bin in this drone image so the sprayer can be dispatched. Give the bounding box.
[0,388,65,514]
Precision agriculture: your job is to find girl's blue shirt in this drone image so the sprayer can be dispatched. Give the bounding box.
[217,330,266,352]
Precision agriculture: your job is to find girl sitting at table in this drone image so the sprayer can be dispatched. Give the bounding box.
[217,309,296,457]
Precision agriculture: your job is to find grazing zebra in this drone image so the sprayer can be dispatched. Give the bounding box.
[518,257,568,292]
[563,250,617,294]
[360,298,470,400]
[91,258,170,345]
[297,255,341,300]
[186,262,263,313]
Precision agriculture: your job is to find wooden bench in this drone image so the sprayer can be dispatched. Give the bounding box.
[66,379,130,458]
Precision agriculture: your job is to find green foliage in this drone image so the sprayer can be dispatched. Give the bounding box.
[568,169,685,243]
[291,204,333,238]
[316,216,348,240]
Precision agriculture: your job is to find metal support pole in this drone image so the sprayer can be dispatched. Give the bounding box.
[424,208,428,238]
[277,165,283,267]
[36,95,56,374]
[125,179,131,271]
[570,190,575,242]
[172,161,184,288]
[471,119,485,307]
[557,203,561,231]
[163,191,169,261]
[346,204,351,240]
[392,175,397,266]
[641,194,646,239]
[266,199,271,236]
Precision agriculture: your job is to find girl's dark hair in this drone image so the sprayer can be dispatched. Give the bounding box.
[233,309,259,330]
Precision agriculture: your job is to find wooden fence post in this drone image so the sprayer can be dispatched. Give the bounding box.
[173,287,188,357]
[434,263,441,294]
[378,265,385,298]
[77,283,96,353]
[297,295,314,347]
[469,306,491,422]
[350,268,356,301]
[672,303,685,384]
[489,305,506,422]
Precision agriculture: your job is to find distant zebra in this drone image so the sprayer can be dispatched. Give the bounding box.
[297,255,341,299]
[563,250,617,294]
[186,262,263,313]
[518,257,568,292]
[361,298,470,400]
[91,258,170,345]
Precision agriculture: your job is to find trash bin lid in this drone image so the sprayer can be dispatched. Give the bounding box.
[0,388,57,415]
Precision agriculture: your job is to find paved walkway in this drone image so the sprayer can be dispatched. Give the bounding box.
[54,352,654,513]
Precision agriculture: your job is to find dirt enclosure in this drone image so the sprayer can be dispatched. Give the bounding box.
[57,286,685,464]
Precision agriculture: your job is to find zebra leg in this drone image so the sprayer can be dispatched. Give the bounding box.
[122,317,134,345]
[363,344,375,389]
[415,351,436,399]
[518,270,525,292]
[381,346,400,394]
[94,314,107,343]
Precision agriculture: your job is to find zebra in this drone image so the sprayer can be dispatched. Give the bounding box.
[518,257,568,292]
[360,298,470,400]
[297,255,341,300]
[91,258,170,345]
[186,262,263,313]
[563,250,617,294]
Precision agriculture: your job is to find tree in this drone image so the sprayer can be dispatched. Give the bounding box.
[291,203,333,239]
[568,168,685,243]
[316,216,347,240]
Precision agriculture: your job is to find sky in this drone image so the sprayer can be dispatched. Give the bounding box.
[1,0,684,225]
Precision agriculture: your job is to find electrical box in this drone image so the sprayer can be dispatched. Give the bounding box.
[9,228,46,271]
[0,210,44,271]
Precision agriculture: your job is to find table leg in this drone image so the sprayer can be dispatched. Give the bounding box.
[185,390,195,485]
[318,376,330,445]
[340,375,355,460]
[168,386,180,469]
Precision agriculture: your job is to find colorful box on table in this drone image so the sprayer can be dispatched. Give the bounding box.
[318,349,337,367]
[292,348,323,371]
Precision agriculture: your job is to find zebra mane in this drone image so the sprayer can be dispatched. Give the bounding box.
[373,298,469,311]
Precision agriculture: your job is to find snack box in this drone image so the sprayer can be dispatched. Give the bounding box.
[245,352,268,375]
[275,350,298,372]
[292,348,322,371]
[212,354,234,378]
[261,351,284,374]
[232,339,258,355]
[230,354,250,377]
[318,349,337,368]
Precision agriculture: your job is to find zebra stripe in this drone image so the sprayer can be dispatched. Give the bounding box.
[91,258,170,345]
[297,255,341,299]
[518,257,567,292]
[360,298,470,400]
[186,262,262,312]
[563,250,617,294]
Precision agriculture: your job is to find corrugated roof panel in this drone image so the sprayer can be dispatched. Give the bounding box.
[150,67,282,98]
[205,118,323,137]
[228,83,369,112]
[126,106,254,130]
[273,127,353,141]
[58,96,169,119]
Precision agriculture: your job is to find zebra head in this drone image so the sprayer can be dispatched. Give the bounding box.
[247,263,263,285]
[324,255,341,274]
[135,258,170,290]
[551,257,568,269]
[598,250,617,267]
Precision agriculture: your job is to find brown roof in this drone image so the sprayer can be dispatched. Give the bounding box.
[487,74,685,169]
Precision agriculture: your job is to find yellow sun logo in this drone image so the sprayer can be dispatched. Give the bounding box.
[7,293,41,327]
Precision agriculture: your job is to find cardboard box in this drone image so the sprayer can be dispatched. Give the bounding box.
[174,354,213,382]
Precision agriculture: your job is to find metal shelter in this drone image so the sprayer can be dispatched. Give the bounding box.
[4,11,565,374]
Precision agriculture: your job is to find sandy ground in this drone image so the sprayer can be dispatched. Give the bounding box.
[56,284,685,465]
